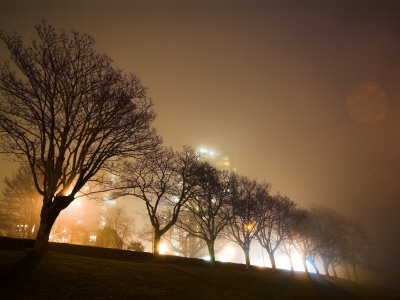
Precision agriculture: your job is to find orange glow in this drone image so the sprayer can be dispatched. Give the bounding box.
[158,243,168,254]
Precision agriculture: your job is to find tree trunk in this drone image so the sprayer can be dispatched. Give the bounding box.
[268,251,276,271]
[33,202,62,257]
[324,262,330,276]
[153,230,161,261]
[28,224,35,239]
[303,259,309,276]
[332,265,338,278]
[344,264,351,280]
[244,248,251,270]
[33,218,56,257]
[0,201,61,297]
[288,254,294,273]
[352,263,359,282]
[309,259,320,275]
[207,241,216,267]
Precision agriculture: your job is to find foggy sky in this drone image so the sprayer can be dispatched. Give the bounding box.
[1,0,399,289]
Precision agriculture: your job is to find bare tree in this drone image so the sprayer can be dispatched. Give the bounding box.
[256,193,296,271]
[342,218,374,282]
[225,177,270,270]
[280,207,306,273]
[137,224,155,251]
[177,163,236,266]
[292,206,374,280]
[0,165,42,238]
[0,21,158,259]
[115,146,202,259]
[311,207,348,277]
[104,205,134,247]
[292,208,319,276]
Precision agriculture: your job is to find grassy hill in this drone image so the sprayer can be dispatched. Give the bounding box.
[0,248,399,299]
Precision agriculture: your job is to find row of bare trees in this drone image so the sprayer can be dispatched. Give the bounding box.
[290,207,374,281]
[0,146,373,281]
[105,145,373,280]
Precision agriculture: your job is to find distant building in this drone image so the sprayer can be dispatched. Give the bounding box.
[49,222,99,246]
[197,147,235,171]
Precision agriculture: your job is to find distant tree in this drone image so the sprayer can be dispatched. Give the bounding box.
[225,177,270,270]
[0,21,158,260]
[256,193,296,271]
[0,205,7,236]
[311,207,348,277]
[104,205,134,247]
[177,163,236,266]
[116,146,203,260]
[137,225,155,250]
[341,218,374,282]
[0,165,42,239]
[281,207,307,273]
[292,209,319,276]
[96,226,123,249]
[127,240,145,252]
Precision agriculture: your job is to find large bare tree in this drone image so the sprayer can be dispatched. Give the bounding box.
[0,21,158,258]
[177,163,236,266]
[115,146,203,259]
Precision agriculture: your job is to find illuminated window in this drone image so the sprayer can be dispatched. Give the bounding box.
[89,235,97,242]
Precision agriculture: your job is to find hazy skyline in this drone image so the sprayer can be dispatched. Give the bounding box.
[1,0,399,288]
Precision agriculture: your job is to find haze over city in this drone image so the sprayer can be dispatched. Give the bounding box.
[1,0,399,291]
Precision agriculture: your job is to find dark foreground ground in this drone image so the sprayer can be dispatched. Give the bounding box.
[0,247,399,299]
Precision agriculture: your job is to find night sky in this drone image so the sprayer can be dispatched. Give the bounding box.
[1,0,399,289]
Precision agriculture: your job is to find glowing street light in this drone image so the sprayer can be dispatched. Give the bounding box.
[158,243,168,255]
[246,224,253,231]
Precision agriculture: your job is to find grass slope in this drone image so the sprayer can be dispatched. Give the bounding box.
[1,249,399,299]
